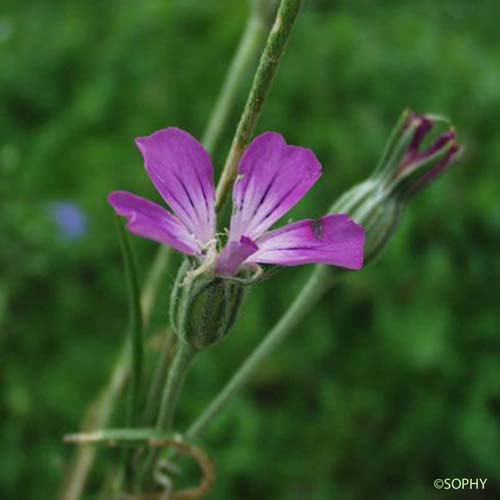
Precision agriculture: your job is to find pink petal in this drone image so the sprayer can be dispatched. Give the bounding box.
[108,191,201,255]
[246,214,365,270]
[135,128,216,245]
[216,235,259,276]
[229,132,322,241]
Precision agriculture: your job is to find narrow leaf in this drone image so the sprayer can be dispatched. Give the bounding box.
[115,217,144,426]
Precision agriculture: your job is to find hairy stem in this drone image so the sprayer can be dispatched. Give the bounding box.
[186,265,335,440]
[215,0,304,210]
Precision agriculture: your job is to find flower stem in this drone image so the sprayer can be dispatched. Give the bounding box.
[215,0,304,211]
[156,341,197,432]
[135,341,196,490]
[186,265,335,440]
[141,332,174,427]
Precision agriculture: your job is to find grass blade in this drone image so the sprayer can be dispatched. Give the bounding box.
[115,217,144,426]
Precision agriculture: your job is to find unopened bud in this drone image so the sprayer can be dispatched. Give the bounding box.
[170,260,247,351]
[330,110,462,264]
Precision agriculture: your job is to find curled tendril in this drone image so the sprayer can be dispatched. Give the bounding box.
[64,430,215,499]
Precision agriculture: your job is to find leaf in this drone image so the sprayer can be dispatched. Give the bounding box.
[115,217,144,426]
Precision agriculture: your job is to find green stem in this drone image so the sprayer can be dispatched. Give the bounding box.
[135,2,304,486]
[215,0,304,210]
[186,265,334,440]
[156,342,196,432]
[136,342,196,490]
[147,0,304,439]
[142,334,174,427]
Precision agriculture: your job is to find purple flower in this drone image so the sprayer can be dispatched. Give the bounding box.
[108,128,365,276]
[48,201,88,241]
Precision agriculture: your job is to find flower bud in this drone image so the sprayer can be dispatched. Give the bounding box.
[170,259,247,351]
[330,110,461,264]
[376,110,460,199]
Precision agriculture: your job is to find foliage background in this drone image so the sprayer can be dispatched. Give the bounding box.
[1,0,499,498]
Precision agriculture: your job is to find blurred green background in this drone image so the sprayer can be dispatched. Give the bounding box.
[1,0,499,498]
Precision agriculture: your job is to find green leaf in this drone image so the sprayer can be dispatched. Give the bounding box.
[115,217,144,426]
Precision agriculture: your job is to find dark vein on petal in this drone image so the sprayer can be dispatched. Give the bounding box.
[150,170,195,231]
[251,169,280,219]
[192,159,211,226]
[251,181,302,233]
[172,170,199,226]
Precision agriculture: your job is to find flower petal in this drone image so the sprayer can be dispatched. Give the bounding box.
[108,191,201,255]
[229,132,322,241]
[135,128,216,245]
[216,235,259,276]
[246,214,365,270]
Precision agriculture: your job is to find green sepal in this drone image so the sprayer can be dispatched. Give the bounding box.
[170,260,247,351]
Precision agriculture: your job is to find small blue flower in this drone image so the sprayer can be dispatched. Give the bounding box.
[48,201,88,241]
